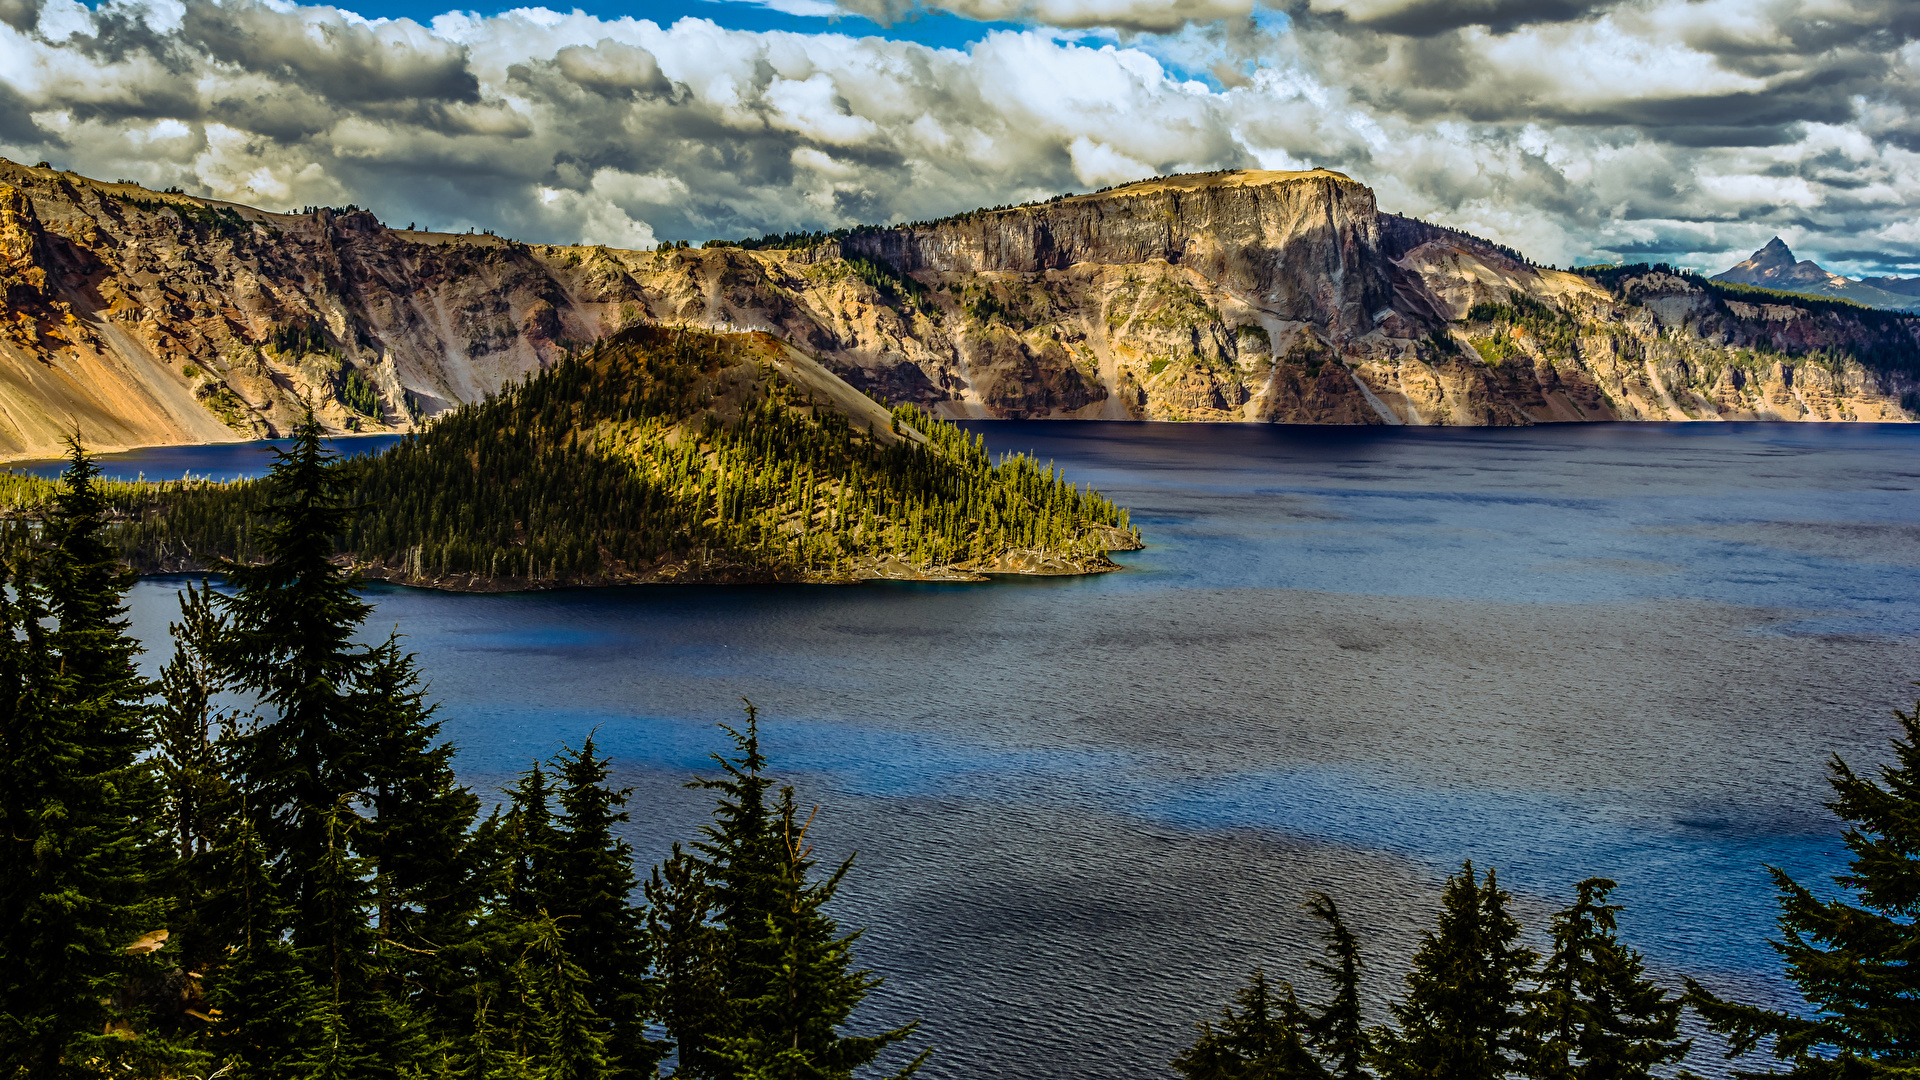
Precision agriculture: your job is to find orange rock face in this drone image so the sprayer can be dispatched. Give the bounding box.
[0,158,1913,460]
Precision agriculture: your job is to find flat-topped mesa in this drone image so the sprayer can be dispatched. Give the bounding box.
[840,168,1393,336]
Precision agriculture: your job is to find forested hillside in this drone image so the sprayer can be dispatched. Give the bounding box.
[2,325,1139,588]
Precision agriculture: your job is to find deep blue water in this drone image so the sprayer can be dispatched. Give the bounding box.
[8,434,405,483]
[117,421,1920,1079]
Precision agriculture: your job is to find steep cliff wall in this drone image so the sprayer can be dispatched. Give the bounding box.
[0,157,1912,459]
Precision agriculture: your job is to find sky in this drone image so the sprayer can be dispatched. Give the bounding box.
[3,0,1918,276]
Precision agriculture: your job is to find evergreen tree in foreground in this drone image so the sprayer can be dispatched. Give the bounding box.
[205,413,482,1074]
[1303,894,1369,1080]
[1370,862,1536,1080]
[1172,892,1364,1080]
[657,704,928,1079]
[1173,969,1324,1080]
[1687,699,1920,1080]
[1523,879,1690,1080]
[0,440,179,1078]
[717,784,929,1080]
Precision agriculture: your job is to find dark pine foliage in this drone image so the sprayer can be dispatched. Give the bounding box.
[83,325,1133,585]
[655,704,928,1080]
[1370,862,1537,1080]
[1173,969,1325,1080]
[0,441,180,1079]
[1172,893,1366,1080]
[1687,700,1920,1080]
[1524,878,1691,1080]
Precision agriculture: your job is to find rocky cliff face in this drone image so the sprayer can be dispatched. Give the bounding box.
[0,157,1914,459]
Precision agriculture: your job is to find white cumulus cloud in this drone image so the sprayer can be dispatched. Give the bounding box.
[0,0,1912,275]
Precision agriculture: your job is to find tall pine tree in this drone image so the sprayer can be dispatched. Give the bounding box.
[660,704,927,1080]
[550,738,669,1078]
[716,785,928,1080]
[1372,862,1536,1080]
[207,413,480,1076]
[1304,894,1369,1080]
[1687,700,1920,1080]
[0,441,178,1078]
[1521,878,1689,1080]
[215,413,376,927]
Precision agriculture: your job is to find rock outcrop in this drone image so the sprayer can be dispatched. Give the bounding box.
[0,157,1915,459]
[1714,237,1920,313]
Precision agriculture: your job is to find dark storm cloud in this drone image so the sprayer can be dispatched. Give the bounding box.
[0,0,39,32]
[1288,0,1606,37]
[179,0,480,105]
[0,80,50,142]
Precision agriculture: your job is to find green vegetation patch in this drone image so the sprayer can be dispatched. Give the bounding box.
[1470,333,1521,367]
[845,256,929,308]
[339,366,381,418]
[81,325,1135,584]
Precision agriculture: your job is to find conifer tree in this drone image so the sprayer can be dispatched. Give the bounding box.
[1173,969,1325,1080]
[205,414,479,1075]
[0,442,177,1078]
[649,843,723,1078]
[1521,878,1689,1080]
[526,914,612,1080]
[155,580,241,1012]
[668,705,785,1079]
[716,785,927,1080]
[503,763,560,920]
[661,704,927,1080]
[1304,894,1369,1080]
[549,738,669,1078]
[353,636,484,1038]
[1173,893,1366,1080]
[201,813,326,1078]
[1371,862,1536,1080]
[1687,700,1920,1080]
[215,412,376,920]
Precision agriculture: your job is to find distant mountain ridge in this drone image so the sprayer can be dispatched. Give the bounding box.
[1713,237,1920,312]
[2,156,1919,459]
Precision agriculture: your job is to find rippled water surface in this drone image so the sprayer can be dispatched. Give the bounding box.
[119,421,1920,1080]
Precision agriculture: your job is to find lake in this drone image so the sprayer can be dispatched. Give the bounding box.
[111,421,1920,1079]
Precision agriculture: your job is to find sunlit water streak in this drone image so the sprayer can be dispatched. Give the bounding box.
[114,421,1920,1080]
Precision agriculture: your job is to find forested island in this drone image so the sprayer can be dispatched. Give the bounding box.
[0,325,1141,590]
[1,432,1915,1079]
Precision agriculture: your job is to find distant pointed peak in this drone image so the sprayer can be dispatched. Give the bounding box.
[1761,236,1791,252]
